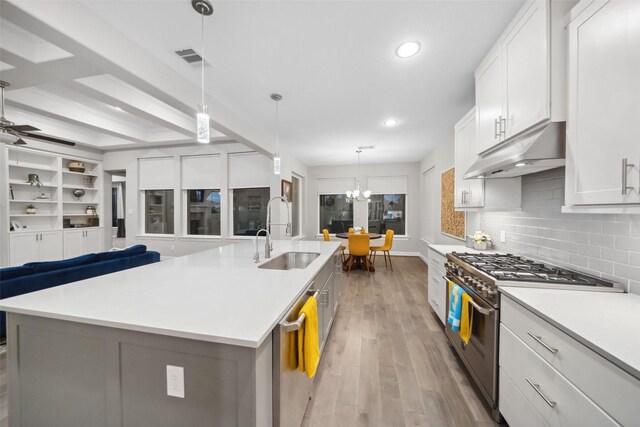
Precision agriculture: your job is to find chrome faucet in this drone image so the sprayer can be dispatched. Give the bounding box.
[265,196,292,254]
[254,228,271,263]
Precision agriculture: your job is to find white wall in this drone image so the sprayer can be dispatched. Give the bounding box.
[305,162,421,254]
[102,144,307,257]
[418,130,474,258]
[478,168,640,294]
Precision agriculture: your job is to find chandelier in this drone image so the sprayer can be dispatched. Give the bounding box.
[346,148,371,202]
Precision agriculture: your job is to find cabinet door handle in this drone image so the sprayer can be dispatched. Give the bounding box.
[525,378,556,408]
[36,233,39,242]
[527,332,558,354]
[494,117,500,139]
[622,158,634,195]
[500,116,506,138]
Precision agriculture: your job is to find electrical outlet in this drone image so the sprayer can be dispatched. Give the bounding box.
[166,365,184,398]
[500,230,506,243]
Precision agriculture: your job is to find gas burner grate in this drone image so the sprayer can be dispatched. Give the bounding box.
[451,252,613,286]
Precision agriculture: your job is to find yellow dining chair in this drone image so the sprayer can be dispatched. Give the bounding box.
[347,234,371,277]
[370,230,394,271]
[323,228,346,263]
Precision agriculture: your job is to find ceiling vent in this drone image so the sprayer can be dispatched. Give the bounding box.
[175,48,205,67]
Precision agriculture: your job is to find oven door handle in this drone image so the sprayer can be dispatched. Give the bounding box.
[443,276,495,316]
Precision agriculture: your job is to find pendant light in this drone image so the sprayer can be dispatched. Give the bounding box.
[271,93,282,175]
[346,148,371,202]
[192,0,213,143]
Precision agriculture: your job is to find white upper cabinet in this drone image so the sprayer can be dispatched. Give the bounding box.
[455,108,485,208]
[565,0,640,208]
[475,0,573,155]
[455,107,522,211]
[475,46,504,155]
[501,0,550,140]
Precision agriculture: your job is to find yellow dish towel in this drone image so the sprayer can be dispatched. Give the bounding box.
[459,293,474,345]
[297,296,320,378]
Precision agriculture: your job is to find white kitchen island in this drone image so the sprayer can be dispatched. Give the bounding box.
[0,240,341,427]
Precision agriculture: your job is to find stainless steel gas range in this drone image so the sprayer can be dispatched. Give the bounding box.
[442,251,623,422]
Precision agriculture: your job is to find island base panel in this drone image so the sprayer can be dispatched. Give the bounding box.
[7,313,272,427]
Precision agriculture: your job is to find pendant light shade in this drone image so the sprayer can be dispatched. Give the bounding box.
[273,155,281,175]
[197,104,210,143]
[271,93,283,175]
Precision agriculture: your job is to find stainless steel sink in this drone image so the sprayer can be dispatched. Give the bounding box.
[257,252,320,270]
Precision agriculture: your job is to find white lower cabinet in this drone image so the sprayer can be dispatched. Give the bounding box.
[427,249,447,325]
[63,228,102,258]
[499,367,548,427]
[500,325,617,427]
[9,231,63,266]
[500,296,639,426]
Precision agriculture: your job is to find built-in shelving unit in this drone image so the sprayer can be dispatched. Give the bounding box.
[5,146,103,232]
[61,156,101,228]
[3,146,104,266]
[7,148,60,232]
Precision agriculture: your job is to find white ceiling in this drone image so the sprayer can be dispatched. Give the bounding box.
[1,0,524,165]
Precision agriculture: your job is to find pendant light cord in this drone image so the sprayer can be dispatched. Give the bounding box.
[275,100,279,154]
[201,9,205,106]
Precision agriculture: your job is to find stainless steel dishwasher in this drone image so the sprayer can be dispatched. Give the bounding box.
[273,281,319,427]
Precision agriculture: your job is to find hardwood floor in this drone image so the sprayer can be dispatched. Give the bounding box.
[302,256,500,427]
[0,256,499,427]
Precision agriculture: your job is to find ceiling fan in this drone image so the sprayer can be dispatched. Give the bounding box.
[0,80,76,146]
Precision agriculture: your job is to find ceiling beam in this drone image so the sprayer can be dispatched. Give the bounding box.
[0,50,100,90]
[1,0,276,158]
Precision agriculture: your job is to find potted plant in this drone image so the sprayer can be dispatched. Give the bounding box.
[472,230,491,250]
[25,204,37,215]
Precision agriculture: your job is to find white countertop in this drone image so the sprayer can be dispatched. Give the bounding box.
[428,244,496,256]
[0,240,340,348]
[500,287,640,381]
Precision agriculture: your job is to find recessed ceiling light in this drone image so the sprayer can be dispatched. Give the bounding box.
[477,175,485,179]
[395,41,421,58]
[515,162,527,167]
[110,105,124,112]
[384,119,399,127]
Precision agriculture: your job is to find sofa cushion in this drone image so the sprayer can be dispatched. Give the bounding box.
[24,253,99,273]
[0,266,34,280]
[98,244,147,261]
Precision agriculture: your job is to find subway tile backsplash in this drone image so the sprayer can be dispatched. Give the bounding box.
[477,168,640,294]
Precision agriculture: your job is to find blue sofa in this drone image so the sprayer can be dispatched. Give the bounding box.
[0,245,160,339]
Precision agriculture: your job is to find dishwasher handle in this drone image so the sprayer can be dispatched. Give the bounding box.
[281,288,319,332]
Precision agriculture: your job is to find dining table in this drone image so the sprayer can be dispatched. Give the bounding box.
[336,232,382,272]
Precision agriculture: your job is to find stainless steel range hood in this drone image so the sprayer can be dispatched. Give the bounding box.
[464,122,566,179]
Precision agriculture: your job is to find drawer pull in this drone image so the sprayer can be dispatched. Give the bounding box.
[526,378,556,408]
[527,332,558,354]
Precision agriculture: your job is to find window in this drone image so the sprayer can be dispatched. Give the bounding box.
[233,187,270,236]
[291,175,301,237]
[186,189,220,235]
[144,190,174,234]
[319,194,353,234]
[368,194,406,235]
